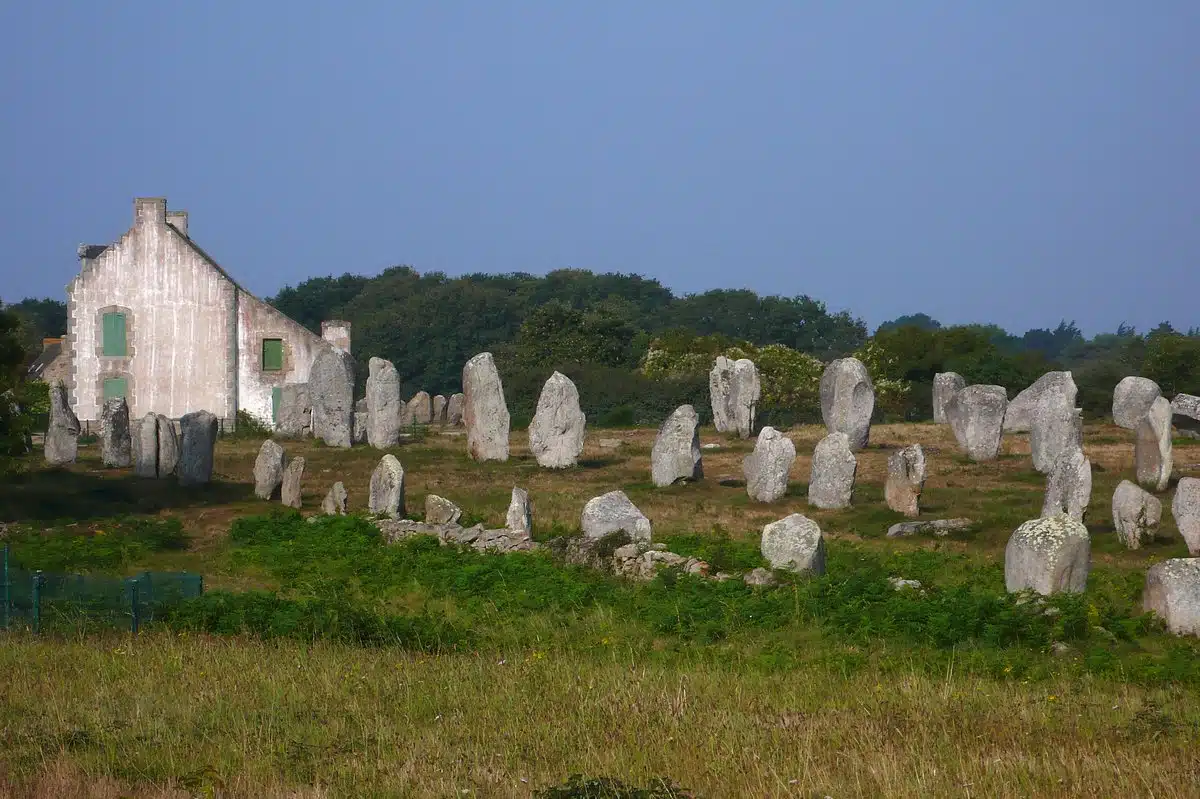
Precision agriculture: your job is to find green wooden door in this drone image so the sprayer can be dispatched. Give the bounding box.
[272,387,283,424]
[103,377,127,400]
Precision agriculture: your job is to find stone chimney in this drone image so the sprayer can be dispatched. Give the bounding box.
[321,320,352,354]
[166,210,189,236]
[134,197,167,227]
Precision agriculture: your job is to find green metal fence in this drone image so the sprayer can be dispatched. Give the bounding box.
[1,544,203,634]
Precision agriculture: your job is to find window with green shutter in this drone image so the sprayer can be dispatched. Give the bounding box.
[102,312,127,356]
[272,386,283,424]
[262,339,283,371]
[103,377,127,401]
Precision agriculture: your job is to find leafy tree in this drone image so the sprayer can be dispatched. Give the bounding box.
[267,272,371,333]
[1141,333,1200,397]
[2,297,67,363]
[0,305,39,467]
[875,313,941,334]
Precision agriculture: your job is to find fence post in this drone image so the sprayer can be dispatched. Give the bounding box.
[32,570,43,634]
[127,578,140,635]
[2,544,9,631]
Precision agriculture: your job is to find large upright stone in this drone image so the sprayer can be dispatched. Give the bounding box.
[709,356,761,438]
[178,410,218,487]
[462,353,510,462]
[1113,376,1162,430]
[945,385,1007,462]
[1171,393,1200,439]
[408,391,433,425]
[432,394,448,425]
[1135,396,1172,492]
[580,490,651,542]
[1111,480,1162,549]
[1004,371,1076,433]
[1004,515,1090,595]
[1030,391,1083,474]
[100,397,132,468]
[808,432,856,509]
[281,456,305,509]
[528,371,586,469]
[650,405,702,487]
[932,372,966,424]
[365,357,401,449]
[885,444,926,517]
[1041,447,1092,523]
[447,393,465,426]
[506,487,532,536]
[155,415,180,477]
[310,348,355,448]
[276,383,312,437]
[819,358,874,450]
[1173,478,1200,556]
[253,439,286,500]
[1143,559,1200,637]
[44,381,79,466]
[760,514,825,574]
[368,454,405,518]
[134,413,178,478]
[743,426,796,503]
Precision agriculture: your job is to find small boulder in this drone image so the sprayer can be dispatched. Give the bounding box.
[743,567,778,587]
[884,443,926,517]
[760,514,825,575]
[650,405,702,487]
[1143,559,1200,637]
[581,490,651,542]
[1135,396,1173,491]
[808,432,856,509]
[281,456,305,509]
[321,482,348,515]
[819,357,874,450]
[253,439,286,500]
[177,410,218,487]
[368,454,406,518]
[932,372,966,424]
[1111,479,1162,549]
[463,353,510,462]
[100,397,132,467]
[1041,447,1092,522]
[886,518,973,538]
[946,385,1007,462]
[506,487,532,536]
[528,371,586,468]
[743,426,796,503]
[1004,515,1090,596]
[424,494,462,525]
[408,391,433,425]
[1113,376,1162,430]
[1173,477,1200,555]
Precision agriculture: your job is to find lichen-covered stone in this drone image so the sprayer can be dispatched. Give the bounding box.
[368,454,405,518]
[1113,376,1162,430]
[580,490,651,542]
[365,357,401,448]
[1005,371,1076,433]
[946,385,1007,462]
[100,397,132,467]
[1030,391,1082,474]
[253,439,285,500]
[1143,558,1200,637]
[742,426,796,503]
[1172,393,1200,439]
[432,394,448,425]
[528,371,586,468]
[819,358,874,450]
[463,353,510,462]
[424,494,462,525]
[886,518,974,538]
[1111,479,1161,550]
[884,443,926,517]
[1135,396,1172,492]
[650,405,702,487]
[932,372,965,424]
[276,383,312,437]
[134,413,178,478]
[408,391,433,425]
[1041,447,1092,522]
[760,514,825,574]
[710,356,761,438]
[1173,477,1200,556]
[808,432,856,509]
[506,486,532,536]
[311,348,355,448]
[446,393,465,426]
[1004,515,1090,595]
[281,456,305,509]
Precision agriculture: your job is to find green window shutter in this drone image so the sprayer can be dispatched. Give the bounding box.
[262,339,283,371]
[102,312,127,356]
[103,378,127,400]
[271,387,282,424]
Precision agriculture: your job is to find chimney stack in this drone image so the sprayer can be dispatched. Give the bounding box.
[134,197,167,227]
[166,210,189,236]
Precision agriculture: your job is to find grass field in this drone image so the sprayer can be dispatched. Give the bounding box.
[1,422,1198,797]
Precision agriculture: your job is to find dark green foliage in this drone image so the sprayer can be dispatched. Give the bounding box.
[536,775,694,798]
[6,516,188,572]
[230,410,273,440]
[1,297,67,363]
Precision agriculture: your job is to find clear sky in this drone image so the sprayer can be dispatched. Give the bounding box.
[2,2,1197,335]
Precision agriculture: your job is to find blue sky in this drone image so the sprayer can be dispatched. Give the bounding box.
[2,2,1197,335]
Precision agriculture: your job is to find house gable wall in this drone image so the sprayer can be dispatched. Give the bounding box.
[237,292,334,425]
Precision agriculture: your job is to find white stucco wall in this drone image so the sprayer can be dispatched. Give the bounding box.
[237,292,333,425]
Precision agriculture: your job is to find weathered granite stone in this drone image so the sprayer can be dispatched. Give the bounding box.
[1004,371,1076,433]
[432,394,448,425]
[760,514,825,574]
[447,393,465,426]
[463,353,510,462]
[352,399,368,444]
[424,494,462,525]
[1041,447,1092,522]
[44,382,80,466]
[1173,477,1200,556]
[321,482,348,515]
[133,413,160,478]
[581,490,651,542]
[886,518,974,538]
[281,456,305,509]
[155,414,180,478]
[1171,393,1200,439]
[528,371,586,468]
[99,397,132,468]
[408,391,433,425]
[1111,479,1162,549]
[946,385,1007,462]
[1135,396,1173,492]
[1004,515,1090,595]
[276,383,312,437]
[710,356,761,438]
[368,454,405,518]
[178,410,218,487]
[366,357,401,448]
[610,541,708,581]
[819,357,874,450]
[808,432,856,509]
[885,444,926,517]
[1113,376,1162,430]
[506,486,532,536]
[1030,393,1083,474]
[1143,558,1200,637]
[310,348,355,448]
[743,567,778,587]
[651,405,703,487]
[743,426,796,503]
[932,372,966,424]
[253,439,285,500]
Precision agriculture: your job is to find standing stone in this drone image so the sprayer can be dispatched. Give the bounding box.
[1004,515,1090,595]
[1030,392,1083,474]
[760,514,825,574]
[1173,478,1200,556]
[365,357,401,449]
[884,444,926,517]
[432,394,448,425]
[932,372,966,424]
[276,383,312,437]
[506,487,532,536]
[155,414,179,477]
[133,413,160,478]
[425,494,462,525]
[447,393,465,426]
[709,356,761,438]
[945,385,1008,462]
[743,427,796,503]
[819,358,874,450]
[1041,447,1092,523]
[650,405,703,487]
[408,391,433,425]
[1171,393,1200,439]
[462,353,510,462]
[528,371,586,468]
[99,397,132,468]
[1004,371,1077,433]
[1113,376,1162,430]
[321,482,348,515]
[281,456,305,509]
[177,410,218,487]
[808,432,856,509]
[352,399,368,444]
[1135,396,1173,492]
[44,381,80,466]
[1143,559,1200,637]
[581,490,652,542]
[253,439,286,500]
[310,348,355,448]
[368,454,405,518]
[1111,480,1162,550]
